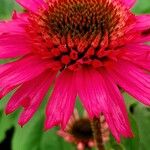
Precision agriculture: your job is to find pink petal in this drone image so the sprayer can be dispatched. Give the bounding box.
[0,34,32,58]
[0,63,12,74]
[135,15,150,31]
[121,44,150,60]
[18,71,57,126]
[100,70,133,142]
[0,12,31,58]
[108,59,150,106]
[75,67,103,117]
[0,56,51,88]
[76,67,132,141]
[0,86,17,100]
[0,20,26,35]
[0,11,28,35]
[120,44,150,71]
[0,21,24,34]
[5,71,56,116]
[123,0,136,8]
[45,69,77,129]
[131,15,150,42]
[123,15,150,43]
[12,11,29,22]
[16,0,47,13]
[133,36,150,45]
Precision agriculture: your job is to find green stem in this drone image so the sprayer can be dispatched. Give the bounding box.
[86,148,92,150]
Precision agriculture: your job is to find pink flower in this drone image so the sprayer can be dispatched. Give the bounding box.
[0,0,150,142]
[58,109,109,150]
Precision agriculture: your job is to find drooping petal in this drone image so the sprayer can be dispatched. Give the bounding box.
[18,71,57,126]
[0,34,32,58]
[16,0,47,13]
[100,70,133,141]
[0,56,50,88]
[108,59,150,106]
[76,67,132,141]
[5,71,56,126]
[75,67,103,118]
[45,69,77,129]
[5,70,56,115]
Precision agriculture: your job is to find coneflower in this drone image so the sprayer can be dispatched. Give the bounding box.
[0,0,150,143]
[58,110,109,150]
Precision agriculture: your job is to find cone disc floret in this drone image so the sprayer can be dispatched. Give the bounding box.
[27,0,133,71]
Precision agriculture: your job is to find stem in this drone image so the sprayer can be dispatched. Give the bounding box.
[86,147,92,150]
[91,117,105,150]
[85,148,92,150]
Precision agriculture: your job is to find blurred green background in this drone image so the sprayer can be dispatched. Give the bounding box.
[0,0,150,150]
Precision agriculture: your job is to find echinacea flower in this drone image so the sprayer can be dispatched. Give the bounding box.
[0,0,150,142]
[58,109,109,150]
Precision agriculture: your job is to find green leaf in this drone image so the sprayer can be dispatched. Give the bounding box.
[76,98,84,116]
[123,93,138,110]
[40,128,75,150]
[133,104,150,150]
[105,134,125,150]
[12,108,75,150]
[12,115,43,150]
[105,113,139,150]
[0,0,22,19]
[132,0,150,14]
[0,94,19,142]
[0,110,18,142]
[121,114,139,150]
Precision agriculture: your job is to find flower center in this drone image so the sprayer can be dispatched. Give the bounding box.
[70,118,93,141]
[27,0,132,70]
[49,1,110,36]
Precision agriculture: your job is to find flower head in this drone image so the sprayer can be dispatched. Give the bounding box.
[0,0,150,142]
[57,110,109,150]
